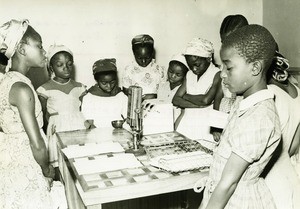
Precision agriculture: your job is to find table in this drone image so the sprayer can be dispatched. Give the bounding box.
[56,127,208,209]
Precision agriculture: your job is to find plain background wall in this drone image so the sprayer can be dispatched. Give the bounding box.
[0,0,262,88]
[263,0,300,68]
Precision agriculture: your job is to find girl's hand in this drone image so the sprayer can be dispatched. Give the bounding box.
[45,177,53,191]
[42,164,55,179]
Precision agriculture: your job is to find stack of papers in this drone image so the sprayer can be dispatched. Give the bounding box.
[61,142,124,159]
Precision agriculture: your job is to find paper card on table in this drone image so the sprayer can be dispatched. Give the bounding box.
[73,153,142,175]
[61,142,124,159]
[208,109,229,129]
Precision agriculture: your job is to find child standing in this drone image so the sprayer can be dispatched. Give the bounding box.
[37,45,87,169]
[172,38,221,140]
[0,19,54,209]
[264,53,300,209]
[81,58,128,128]
[157,53,188,128]
[122,34,165,100]
[198,25,281,209]
[157,53,188,102]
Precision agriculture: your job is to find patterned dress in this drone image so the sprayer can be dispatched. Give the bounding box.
[0,71,53,209]
[122,59,165,94]
[200,90,281,209]
[37,79,87,167]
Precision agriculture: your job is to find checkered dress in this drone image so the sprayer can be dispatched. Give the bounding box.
[200,90,281,209]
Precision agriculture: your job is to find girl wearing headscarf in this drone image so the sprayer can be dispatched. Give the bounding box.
[37,44,87,170]
[172,38,221,142]
[0,19,54,208]
[81,58,128,128]
[264,52,300,209]
[122,34,166,100]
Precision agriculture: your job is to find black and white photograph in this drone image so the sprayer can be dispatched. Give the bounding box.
[0,0,299,208]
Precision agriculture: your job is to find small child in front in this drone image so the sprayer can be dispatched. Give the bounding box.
[198,25,281,209]
[81,58,128,128]
[37,45,87,169]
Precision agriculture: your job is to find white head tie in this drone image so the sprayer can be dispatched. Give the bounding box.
[170,53,188,67]
[183,38,214,58]
[0,19,29,59]
[47,44,73,68]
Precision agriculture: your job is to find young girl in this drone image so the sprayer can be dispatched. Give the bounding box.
[157,53,188,128]
[172,38,221,141]
[0,19,54,208]
[157,53,188,102]
[81,58,128,128]
[212,14,249,142]
[264,53,300,209]
[37,45,87,169]
[122,34,165,100]
[197,24,281,209]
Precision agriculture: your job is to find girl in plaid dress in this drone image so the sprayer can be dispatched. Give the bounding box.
[198,25,281,209]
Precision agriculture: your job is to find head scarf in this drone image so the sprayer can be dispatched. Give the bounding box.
[170,53,188,67]
[47,44,73,68]
[183,38,214,58]
[92,58,117,75]
[0,19,29,59]
[271,52,289,82]
[131,34,154,46]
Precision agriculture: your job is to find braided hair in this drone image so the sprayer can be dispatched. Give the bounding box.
[222,24,277,71]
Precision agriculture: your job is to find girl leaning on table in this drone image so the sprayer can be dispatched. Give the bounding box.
[81,58,128,128]
[196,25,281,209]
[0,19,55,209]
[37,44,87,178]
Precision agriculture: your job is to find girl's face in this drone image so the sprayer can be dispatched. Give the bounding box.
[185,55,210,76]
[97,73,117,93]
[50,52,73,79]
[167,63,186,85]
[220,46,254,97]
[23,36,47,68]
[133,45,153,67]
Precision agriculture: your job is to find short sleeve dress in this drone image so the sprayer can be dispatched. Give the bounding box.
[81,91,128,128]
[122,59,165,95]
[36,79,87,167]
[200,90,281,209]
[0,71,53,209]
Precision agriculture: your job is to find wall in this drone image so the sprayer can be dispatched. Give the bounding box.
[0,0,262,88]
[263,0,300,67]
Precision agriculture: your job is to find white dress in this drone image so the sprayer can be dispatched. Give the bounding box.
[0,71,53,209]
[265,83,300,209]
[81,92,128,128]
[176,63,219,140]
[157,81,181,120]
[37,79,87,167]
